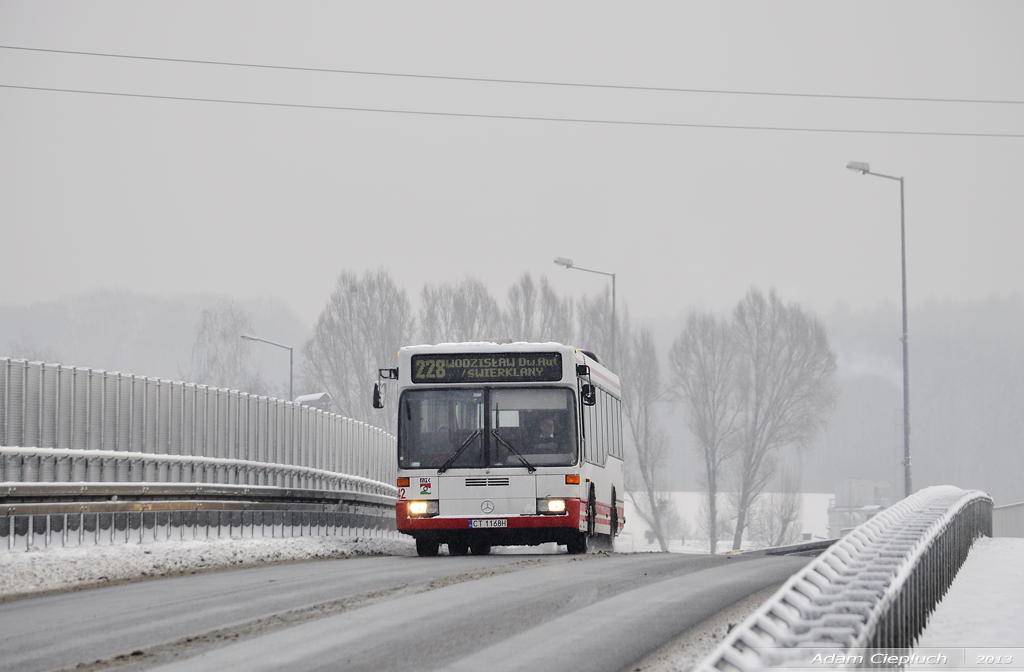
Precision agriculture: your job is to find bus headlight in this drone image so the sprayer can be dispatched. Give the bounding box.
[408,501,439,517]
[537,498,567,515]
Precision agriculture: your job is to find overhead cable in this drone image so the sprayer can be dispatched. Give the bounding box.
[3,83,1022,138]
[2,44,1022,106]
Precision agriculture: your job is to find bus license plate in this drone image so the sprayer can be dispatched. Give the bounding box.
[470,519,507,529]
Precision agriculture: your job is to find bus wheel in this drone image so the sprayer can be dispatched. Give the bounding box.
[448,541,469,556]
[566,532,588,554]
[587,486,597,537]
[416,538,439,557]
[470,541,491,556]
[610,487,619,539]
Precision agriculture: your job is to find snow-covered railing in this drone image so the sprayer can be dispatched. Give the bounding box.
[0,447,390,495]
[0,358,396,497]
[2,483,397,551]
[694,486,993,671]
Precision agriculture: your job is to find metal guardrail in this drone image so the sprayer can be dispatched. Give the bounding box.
[736,539,840,558]
[1,483,397,551]
[0,358,397,495]
[0,447,390,494]
[694,486,993,671]
[1,358,401,551]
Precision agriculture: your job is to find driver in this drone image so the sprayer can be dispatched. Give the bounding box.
[535,417,558,451]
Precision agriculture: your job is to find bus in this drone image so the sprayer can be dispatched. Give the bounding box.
[374,342,625,556]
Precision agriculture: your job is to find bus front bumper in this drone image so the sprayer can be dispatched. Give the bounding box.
[396,498,584,532]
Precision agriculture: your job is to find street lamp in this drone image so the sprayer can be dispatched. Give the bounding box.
[554,257,616,367]
[241,333,293,402]
[846,160,912,498]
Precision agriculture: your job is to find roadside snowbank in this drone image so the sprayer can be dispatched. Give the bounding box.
[638,585,779,672]
[917,536,1024,647]
[648,537,1024,671]
[0,534,415,601]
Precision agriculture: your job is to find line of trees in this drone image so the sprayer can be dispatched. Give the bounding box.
[300,270,618,425]
[185,272,837,552]
[669,289,837,551]
[185,270,617,422]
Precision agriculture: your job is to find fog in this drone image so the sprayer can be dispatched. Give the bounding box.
[2,4,1022,504]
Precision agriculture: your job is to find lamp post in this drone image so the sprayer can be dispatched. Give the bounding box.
[846,161,912,498]
[554,257,616,367]
[241,333,293,402]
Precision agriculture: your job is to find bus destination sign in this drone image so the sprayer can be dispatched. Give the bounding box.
[411,352,563,384]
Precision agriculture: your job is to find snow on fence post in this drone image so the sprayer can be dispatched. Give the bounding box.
[113,373,129,481]
[0,358,8,457]
[693,486,993,672]
[101,372,118,482]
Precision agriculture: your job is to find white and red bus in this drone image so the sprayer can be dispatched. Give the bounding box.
[374,342,624,556]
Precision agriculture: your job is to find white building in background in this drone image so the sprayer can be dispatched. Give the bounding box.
[619,491,834,554]
[827,479,892,539]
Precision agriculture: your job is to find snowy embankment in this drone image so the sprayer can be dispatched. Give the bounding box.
[0,535,416,601]
[642,537,1024,672]
[916,537,1024,647]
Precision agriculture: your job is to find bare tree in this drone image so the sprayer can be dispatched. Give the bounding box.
[696,482,734,552]
[668,311,740,554]
[183,300,267,394]
[505,273,539,342]
[748,468,803,547]
[729,288,837,550]
[575,288,616,367]
[420,277,502,344]
[6,339,62,364]
[537,276,574,345]
[504,273,576,345]
[301,269,414,427]
[621,325,675,551]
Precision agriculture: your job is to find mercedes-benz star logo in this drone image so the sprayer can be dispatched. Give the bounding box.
[480,500,495,514]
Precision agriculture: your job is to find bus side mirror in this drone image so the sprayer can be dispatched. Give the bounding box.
[581,384,596,406]
[372,382,386,409]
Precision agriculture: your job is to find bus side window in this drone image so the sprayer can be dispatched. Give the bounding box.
[613,397,622,458]
[605,392,612,464]
[601,391,609,465]
[588,392,597,465]
[591,400,598,464]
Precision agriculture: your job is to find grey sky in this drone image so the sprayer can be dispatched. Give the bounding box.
[2,2,1022,326]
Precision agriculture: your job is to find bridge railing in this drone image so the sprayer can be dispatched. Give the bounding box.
[694,486,992,671]
[0,358,396,497]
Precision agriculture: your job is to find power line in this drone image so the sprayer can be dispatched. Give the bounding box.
[3,82,1022,138]
[3,44,1023,106]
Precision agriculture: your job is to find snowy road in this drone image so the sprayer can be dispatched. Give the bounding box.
[0,551,808,672]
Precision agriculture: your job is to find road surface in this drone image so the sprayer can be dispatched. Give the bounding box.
[0,551,809,672]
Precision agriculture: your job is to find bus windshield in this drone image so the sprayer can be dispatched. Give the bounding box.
[398,387,577,470]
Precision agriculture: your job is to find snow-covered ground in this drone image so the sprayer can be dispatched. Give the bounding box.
[637,585,780,672]
[0,534,415,601]
[645,536,1024,671]
[916,537,1024,647]
[5,529,1018,669]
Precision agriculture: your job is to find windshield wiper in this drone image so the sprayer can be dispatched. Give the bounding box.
[437,430,482,474]
[491,429,537,473]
